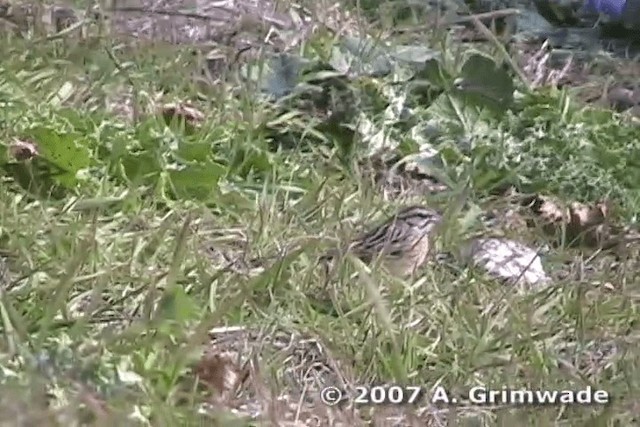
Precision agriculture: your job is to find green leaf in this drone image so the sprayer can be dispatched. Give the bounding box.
[154,286,200,324]
[426,92,483,134]
[390,45,440,67]
[176,140,214,162]
[453,54,514,114]
[263,54,310,99]
[412,58,452,90]
[0,142,7,164]
[406,59,452,107]
[331,36,392,77]
[1,162,65,199]
[24,127,91,187]
[167,161,226,201]
[120,151,163,183]
[229,146,274,178]
[135,118,167,151]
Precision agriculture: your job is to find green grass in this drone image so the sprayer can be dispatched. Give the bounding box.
[1,2,640,426]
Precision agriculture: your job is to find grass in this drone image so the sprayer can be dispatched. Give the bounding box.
[1,1,640,426]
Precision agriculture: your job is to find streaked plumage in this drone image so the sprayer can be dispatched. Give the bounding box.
[322,206,442,277]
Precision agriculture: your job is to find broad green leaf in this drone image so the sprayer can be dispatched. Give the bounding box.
[25,127,91,187]
[229,146,274,177]
[389,45,441,74]
[412,58,452,90]
[154,286,200,324]
[1,162,66,199]
[167,161,226,201]
[120,151,163,183]
[426,92,482,135]
[263,54,310,99]
[176,140,214,162]
[331,36,392,77]
[453,54,515,114]
[135,118,168,151]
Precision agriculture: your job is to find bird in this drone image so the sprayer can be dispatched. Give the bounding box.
[320,205,443,278]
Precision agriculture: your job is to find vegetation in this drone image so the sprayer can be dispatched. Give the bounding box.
[0,1,639,426]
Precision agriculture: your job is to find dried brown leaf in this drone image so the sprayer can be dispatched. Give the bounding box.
[160,102,205,131]
[193,350,243,401]
[9,138,39,161]
[525,194,614,248]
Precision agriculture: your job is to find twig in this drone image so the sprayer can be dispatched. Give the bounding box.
[395,8,521,32]
[106,7,291,29]
[394,7,530,90]
[464,10,531,90]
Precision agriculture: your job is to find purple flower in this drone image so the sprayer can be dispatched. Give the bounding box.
[583,0,627,18]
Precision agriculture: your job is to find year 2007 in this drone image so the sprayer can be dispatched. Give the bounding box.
[353,385,425,405]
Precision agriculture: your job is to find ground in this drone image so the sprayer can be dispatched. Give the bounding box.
[0,1,640,426]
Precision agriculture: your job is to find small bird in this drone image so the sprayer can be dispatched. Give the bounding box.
[321,205,443,278]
